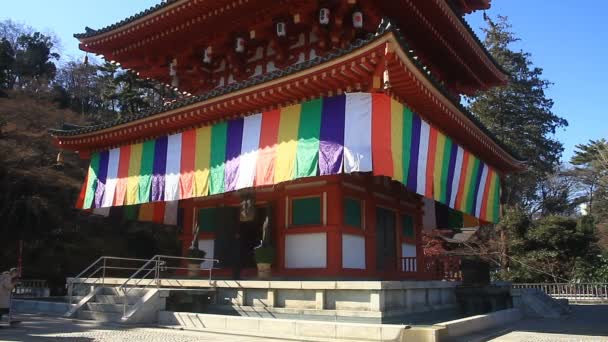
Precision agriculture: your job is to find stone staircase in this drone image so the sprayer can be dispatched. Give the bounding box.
[76,287,149,322]
[66,286,166,324]
[512,288,571,318]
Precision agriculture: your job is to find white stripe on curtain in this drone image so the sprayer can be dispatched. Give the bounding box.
[236,113,262,190]
[416,120,431,195]
[102,148,121,208]
[164,133,182,201]
[343,92,372,173]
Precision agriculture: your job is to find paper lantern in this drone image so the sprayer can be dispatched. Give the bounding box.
[276,21,287,37]
[319,8,330,25]
[352,10,363,28]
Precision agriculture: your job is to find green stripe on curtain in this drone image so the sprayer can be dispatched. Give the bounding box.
[209,122,228,195]
[295,98,323,178]
[440,137,452,204]
[401,107,413,184]
[83,152,100,209]
[138,140,156,203]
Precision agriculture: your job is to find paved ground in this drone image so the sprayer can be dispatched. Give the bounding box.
[460,304,608,342]
[0,314,291,342]
[2,305,608,341]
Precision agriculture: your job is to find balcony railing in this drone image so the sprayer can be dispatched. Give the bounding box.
[400,255,462,281]
[513,283,608,303]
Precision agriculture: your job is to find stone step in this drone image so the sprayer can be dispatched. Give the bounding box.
[98,287,149,297]
[95,294,141,305]
[85,302,133,313]
[77,310,124,323]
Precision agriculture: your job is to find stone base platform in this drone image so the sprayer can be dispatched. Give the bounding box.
[68,278,462,324]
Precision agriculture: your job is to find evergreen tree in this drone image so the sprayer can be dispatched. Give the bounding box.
[468,15,568,210]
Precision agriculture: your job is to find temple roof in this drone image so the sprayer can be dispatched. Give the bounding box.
[52,20,523,172]
[73,0,507,96]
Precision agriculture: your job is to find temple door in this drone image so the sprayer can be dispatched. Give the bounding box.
[375,207,397,271]
[213,207,239,269]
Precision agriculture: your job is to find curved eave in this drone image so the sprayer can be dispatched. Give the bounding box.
[53,28,523,173]
[438,0,509,87]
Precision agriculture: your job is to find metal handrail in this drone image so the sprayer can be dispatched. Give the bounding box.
[66,256,152,304]
[118,254,219,317]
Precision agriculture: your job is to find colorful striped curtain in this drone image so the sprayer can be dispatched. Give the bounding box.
[78,93,501,223]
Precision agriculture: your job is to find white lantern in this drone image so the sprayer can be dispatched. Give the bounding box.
[203,46,212,63]
[235,37,245,53]
[319,8,330,25]
[352,10,363,29]
[276,22,287,37]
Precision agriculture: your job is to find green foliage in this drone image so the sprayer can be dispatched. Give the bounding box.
[254,246,275,264]
[468,15,568,210]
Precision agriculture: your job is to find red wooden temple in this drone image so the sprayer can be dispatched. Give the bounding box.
[51,0,524,281]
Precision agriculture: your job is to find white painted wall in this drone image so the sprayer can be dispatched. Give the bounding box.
[342,234,366,269]
[401,243,417,272]
[285,233,327,268]
[198,239,215,269]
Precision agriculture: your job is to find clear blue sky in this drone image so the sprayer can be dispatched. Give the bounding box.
[3,0,606,161]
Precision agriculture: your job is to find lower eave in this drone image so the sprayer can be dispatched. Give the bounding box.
[51,28,524,173]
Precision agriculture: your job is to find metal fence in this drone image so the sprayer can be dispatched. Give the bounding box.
[512,283,608,303]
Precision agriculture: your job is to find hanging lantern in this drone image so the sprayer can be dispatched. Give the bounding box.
[235,37,246,53]
[352,10,363,29]
[319,8,330,25]
[276,21,287,37]
[203,46,212,63]
[83,53,89,66]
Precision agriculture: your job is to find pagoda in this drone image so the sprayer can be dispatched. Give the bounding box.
[51,0,524,281]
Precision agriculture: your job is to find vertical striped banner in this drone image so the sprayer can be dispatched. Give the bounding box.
[319,95,345,175]
[224,118,244,192]
[194,126,211,197]
[77,93,503,223]
[275,104,301,183]
[344,93,372,173]
[390,98,404,182]
[102,148,121,208]
[295,99,322,178]
[209,122,228,194]
[371,93,393,177]
[165,134,182,201]
[236,114,262,190]
[256,110,280,186]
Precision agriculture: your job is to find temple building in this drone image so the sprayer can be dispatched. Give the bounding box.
[51,0,524,281]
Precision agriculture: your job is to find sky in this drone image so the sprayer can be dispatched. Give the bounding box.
[2,0,606,161]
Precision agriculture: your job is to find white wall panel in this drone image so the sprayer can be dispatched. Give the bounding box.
[342,234,366,269]
[285,233,327,268]
[198,239,215,269]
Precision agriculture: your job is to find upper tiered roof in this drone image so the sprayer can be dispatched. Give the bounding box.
[73,0,507,96]
[53,20,524,173]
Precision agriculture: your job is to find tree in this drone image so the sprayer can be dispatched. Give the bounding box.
[468,15,568,210]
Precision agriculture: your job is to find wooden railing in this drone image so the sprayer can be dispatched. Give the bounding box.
[513,283,608,303]
[400,255,462,281]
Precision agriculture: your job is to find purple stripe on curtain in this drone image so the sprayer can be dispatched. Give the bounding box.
[93,151,110,208]
[224,118,244,192]
[319,95,346,175]
[406,113,421,192]
[151,136,168,201]
[445,142,459,206]
[471,162,485,215]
